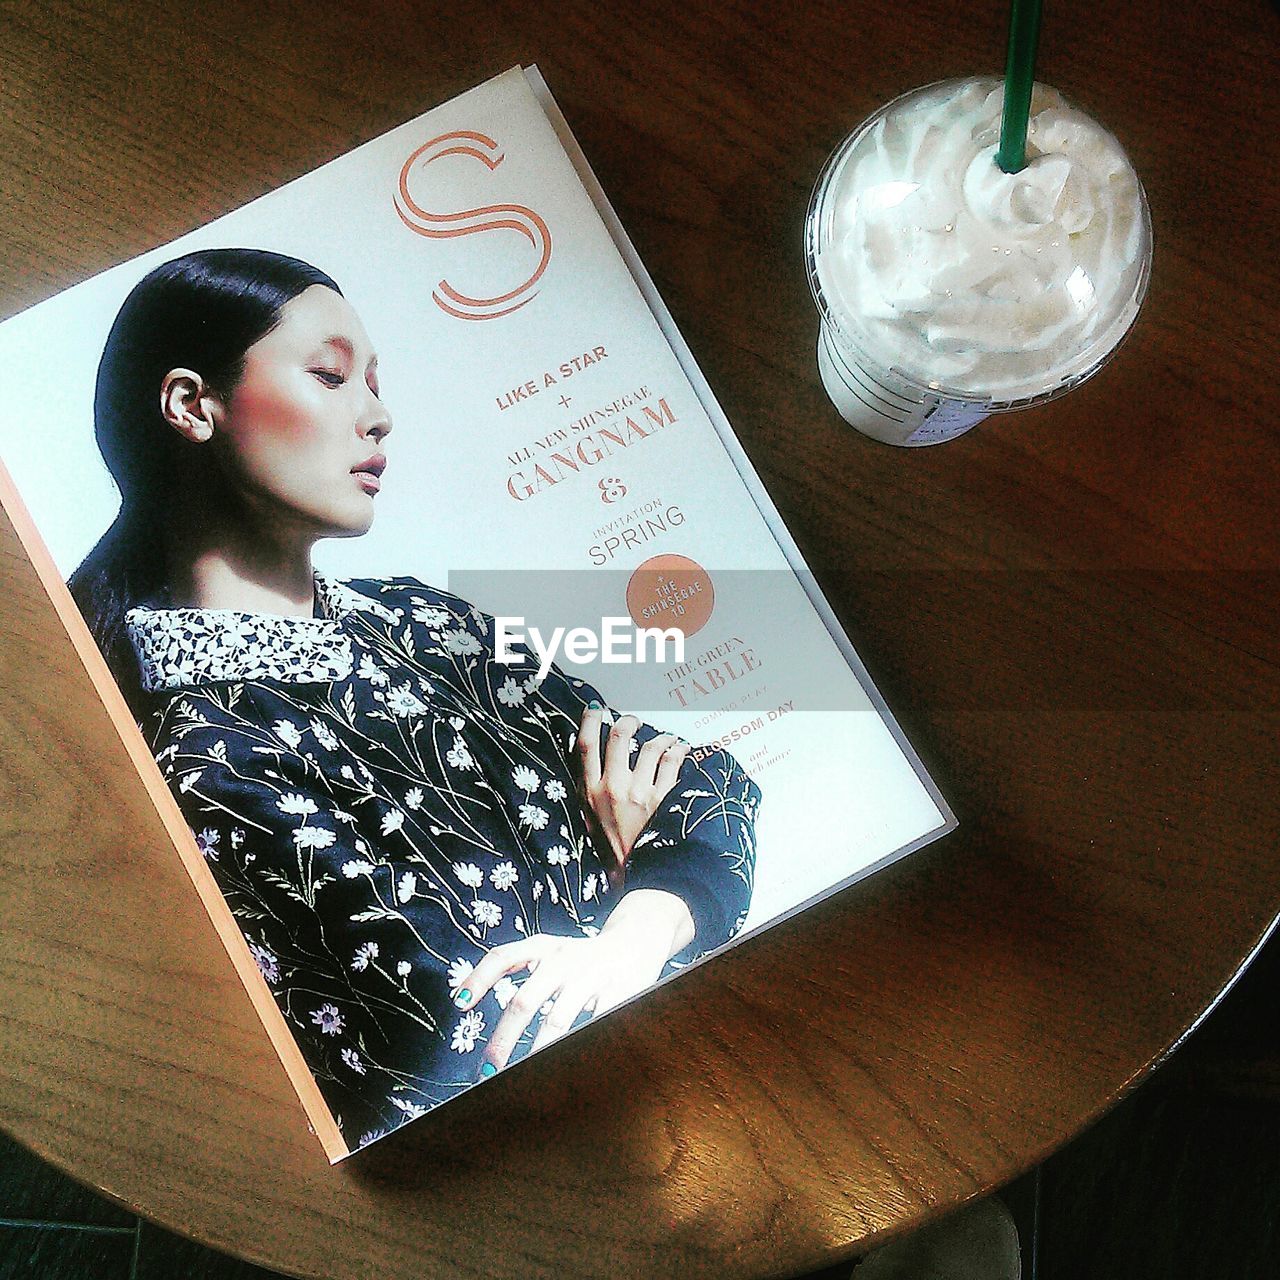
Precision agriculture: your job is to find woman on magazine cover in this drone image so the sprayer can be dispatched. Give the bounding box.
[67,248,761,1150]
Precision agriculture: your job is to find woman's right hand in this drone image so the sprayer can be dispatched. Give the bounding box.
[452,886,695,1074]
[574,702,690,894]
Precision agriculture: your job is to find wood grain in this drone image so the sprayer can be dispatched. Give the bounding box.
[0,0,1277,1276]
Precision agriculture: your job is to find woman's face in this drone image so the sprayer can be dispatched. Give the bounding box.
[208,284,392,541]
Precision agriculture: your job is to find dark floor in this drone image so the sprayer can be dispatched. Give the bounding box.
[5,930,1280,1280]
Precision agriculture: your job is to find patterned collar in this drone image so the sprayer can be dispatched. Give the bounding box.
[125,574,394,692]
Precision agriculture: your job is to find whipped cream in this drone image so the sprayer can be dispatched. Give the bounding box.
[813,78,1150,399]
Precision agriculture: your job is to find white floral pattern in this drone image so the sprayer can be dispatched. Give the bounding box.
[451,1008,485,1054]
[472,899,502,928]
[128,575,760,1153]
[450,861,482,888]
[312,1004,344,1036]
[249,942,279,983]
[491,861,519,891]
[496,677,526,707]
[518,803,549,830]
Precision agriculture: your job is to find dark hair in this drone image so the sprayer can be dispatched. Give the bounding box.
[66,247,341,716]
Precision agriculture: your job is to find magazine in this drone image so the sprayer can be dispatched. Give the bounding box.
[0,65,954,1161]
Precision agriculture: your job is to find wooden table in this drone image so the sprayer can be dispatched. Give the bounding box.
[1,1,1277,1276]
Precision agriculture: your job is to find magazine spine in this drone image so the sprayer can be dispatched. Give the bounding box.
[0,457,350,1164]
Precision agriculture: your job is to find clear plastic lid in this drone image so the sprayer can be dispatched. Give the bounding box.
[806,77,1153,406]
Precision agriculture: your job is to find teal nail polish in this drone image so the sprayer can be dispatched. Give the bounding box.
[453,988,472,1008]
[479,1062,497,1078]
[588,699,601,709]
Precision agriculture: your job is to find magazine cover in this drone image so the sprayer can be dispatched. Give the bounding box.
[0,65,954,1161]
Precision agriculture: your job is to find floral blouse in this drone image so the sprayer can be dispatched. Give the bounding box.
[125,575,761,1151]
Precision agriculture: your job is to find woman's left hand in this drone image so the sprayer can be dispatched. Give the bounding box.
[451,888,695,1075]
[574,704,691,894]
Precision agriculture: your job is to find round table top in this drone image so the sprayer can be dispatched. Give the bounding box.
[1,1,1277,1277]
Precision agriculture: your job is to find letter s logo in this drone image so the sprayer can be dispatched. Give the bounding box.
[394,131,552,322]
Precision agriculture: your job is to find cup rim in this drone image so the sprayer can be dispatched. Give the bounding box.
[804,76,1154,408]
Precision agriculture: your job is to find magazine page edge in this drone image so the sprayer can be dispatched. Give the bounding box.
[521,64,956,836]
[0,457,350,1164]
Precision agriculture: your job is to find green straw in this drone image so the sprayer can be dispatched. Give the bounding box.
[996,0,1044,173]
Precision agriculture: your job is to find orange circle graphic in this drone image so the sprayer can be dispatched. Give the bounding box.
[625,555,714,639]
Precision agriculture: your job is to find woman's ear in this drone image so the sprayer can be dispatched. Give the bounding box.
[160,368,220,443]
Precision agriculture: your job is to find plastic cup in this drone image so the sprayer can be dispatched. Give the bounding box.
[805,77,1153,446]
